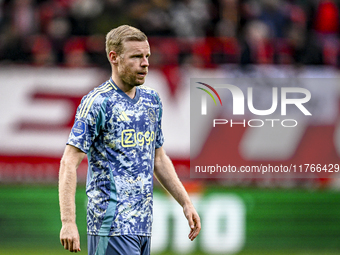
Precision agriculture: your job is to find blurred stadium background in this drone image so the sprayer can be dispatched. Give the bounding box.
[1,0,340,254]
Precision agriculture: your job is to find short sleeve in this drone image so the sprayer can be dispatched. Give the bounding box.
[67,95,106,153]
[155,93,164,149]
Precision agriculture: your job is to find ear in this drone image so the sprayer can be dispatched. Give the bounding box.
[109,51,119,64]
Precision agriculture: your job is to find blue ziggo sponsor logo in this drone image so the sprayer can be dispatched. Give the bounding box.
[196,82,312,128]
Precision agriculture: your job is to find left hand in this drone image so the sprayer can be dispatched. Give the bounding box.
[183,204,201,241]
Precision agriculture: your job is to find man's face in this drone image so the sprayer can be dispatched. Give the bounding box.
[117,40,150,87]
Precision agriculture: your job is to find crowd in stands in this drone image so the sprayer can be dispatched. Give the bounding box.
[0,0,340,68]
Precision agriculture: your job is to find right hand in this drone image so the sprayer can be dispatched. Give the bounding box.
[60,222,81,252]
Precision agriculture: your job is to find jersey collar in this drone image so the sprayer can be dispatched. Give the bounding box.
[109,78,140,104]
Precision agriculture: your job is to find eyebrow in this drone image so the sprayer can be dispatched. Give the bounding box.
[130,52,151,57]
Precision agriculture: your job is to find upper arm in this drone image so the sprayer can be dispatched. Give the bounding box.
[154,146,165,163]
[154,147,164,174]
[60,144,86,169]
[154,146,174,177]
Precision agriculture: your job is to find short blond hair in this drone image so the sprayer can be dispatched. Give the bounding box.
[105,25,147,59]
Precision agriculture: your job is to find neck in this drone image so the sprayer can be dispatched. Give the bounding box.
[111,74,136,99]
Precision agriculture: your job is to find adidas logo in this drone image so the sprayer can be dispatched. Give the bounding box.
[117,111,130,122]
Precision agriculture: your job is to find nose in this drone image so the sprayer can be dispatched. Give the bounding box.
[141,56,149,67]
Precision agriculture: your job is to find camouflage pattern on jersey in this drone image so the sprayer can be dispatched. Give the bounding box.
[67,78,164,236]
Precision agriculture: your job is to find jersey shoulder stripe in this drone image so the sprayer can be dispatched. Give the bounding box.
[79,81,116,118]
[108,79,118,90]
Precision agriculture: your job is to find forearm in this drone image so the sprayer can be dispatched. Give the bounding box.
[154,151,192,208]
[59,160,77,223]
[58,145,85,224]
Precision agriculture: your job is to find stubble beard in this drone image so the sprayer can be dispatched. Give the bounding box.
[119,67,146,87]
[120,73,144,87]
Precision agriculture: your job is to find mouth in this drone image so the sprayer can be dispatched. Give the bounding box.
[137,71,147,77]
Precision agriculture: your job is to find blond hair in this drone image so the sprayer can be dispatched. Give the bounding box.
[105,25,147,59]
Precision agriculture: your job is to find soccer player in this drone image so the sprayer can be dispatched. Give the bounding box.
[58,25,201,254]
